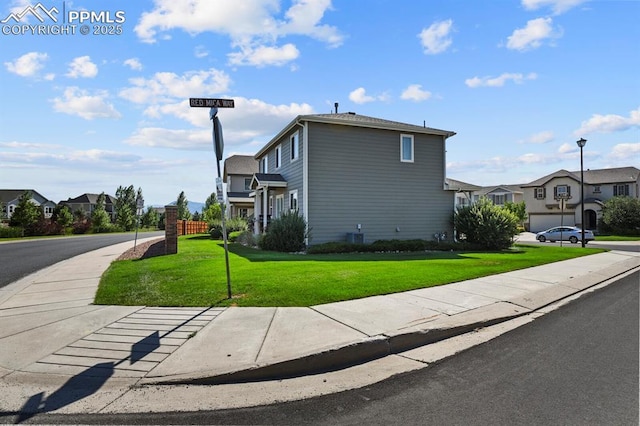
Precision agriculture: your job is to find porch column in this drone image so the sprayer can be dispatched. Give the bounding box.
[262,186,268,232]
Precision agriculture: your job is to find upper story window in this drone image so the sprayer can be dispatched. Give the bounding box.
[614,184,630,196]
[554,185,571,198]
[535,187,546,199]
[290,133,299,161]
[261,156,268,173]
[244,178,251,191]
[275,144,282,169]
[400,134,414,163]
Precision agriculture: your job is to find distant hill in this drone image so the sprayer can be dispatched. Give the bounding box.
[165,201,205,214]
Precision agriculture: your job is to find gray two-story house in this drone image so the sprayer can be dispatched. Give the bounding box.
[251,112,456,245]
[521,166,640,232]
[223,155,258,219]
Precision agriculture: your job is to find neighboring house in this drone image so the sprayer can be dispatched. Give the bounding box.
[472,185,524,206]
[0,189,56,220]
[223,155,258,219]
[521,166,640,232]
[251,112,456,245]
[59,193,117,221]
[445,178,482,210]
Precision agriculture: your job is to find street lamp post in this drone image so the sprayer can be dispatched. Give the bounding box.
[576,138,587,247]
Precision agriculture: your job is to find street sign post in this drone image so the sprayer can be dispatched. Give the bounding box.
[190,98,234,299]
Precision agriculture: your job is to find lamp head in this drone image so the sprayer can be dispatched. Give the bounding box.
[576,137,587,148]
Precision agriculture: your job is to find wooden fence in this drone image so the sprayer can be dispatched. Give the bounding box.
[177,220,209,236]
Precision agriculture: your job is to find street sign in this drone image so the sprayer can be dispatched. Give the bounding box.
[189,98,235,108]
[216,177,224,203]
[213,115,224,161]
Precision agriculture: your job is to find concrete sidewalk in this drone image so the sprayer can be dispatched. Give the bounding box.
[0,236,638,416]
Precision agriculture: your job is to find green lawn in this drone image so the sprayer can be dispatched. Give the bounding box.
[95,235,605,307]
[594,235,640,241]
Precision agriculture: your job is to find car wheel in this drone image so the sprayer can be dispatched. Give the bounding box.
[538,235,546,242]
[569,236,578,244]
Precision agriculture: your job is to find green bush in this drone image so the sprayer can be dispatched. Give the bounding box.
[234,230,257,247]
[601,196,640,236]
[209,217,249,239]
[0,226,24,238]
[306,239,482,254]
[259,211,308,252]
[454,197,519,250]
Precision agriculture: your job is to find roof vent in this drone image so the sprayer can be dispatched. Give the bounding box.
[347,112,356,115]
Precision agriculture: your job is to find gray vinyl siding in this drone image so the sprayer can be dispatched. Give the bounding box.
[306,122,453,245]
[228,174,252,192]
[257,128,304,210]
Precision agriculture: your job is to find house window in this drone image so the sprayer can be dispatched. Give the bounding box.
[275,144,282,169]
[268,196,273,216]
[275,195,284,218]
[239,208,248,218]
[535,187,546,199]
[490,194,506,205]
[261,157,268,173]
[554,185,571,198]
[593,185,601,193]
[400,134,414,163]
[290,133,299,161]
[289,190,298,211]
[244,178,252,191]
[613,184,629,196]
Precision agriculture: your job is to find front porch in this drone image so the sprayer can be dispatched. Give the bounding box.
[250,173,288,235]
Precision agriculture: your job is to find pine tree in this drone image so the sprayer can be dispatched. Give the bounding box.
[176,191,191,220]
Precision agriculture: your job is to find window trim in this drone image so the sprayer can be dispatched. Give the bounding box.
[275,144,282,169]
[261,156,268,173]
[290,133,299,162]
[289,190,298,212]
[535,187,545,200]
[400,134,414,163]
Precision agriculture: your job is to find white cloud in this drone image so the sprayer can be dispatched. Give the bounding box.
[557,143,575,154]
[401,84,432,102]
[194,45,209,58]
[228,43,300,67]
[4,51,48,77]
[574,107,640,135]
[465,72,537,88]
[66,56,98,78]
[134,0,343,67]
[609,143,640,160]
[418,19,453,55]
[119,68,231,104]
[522,0,588,15]
[506,17,560,51]
[348,87,389,104]
[124,58,143,70]
[524,130,555,144]
[128,96,314,149]
[51,87,122,120]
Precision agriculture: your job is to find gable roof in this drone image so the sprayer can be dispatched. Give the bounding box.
[256,112,456,158]
[0,189,51,204]
[522,166,639,187]
[444,178,482,192]
[223,155,258,181]
[250,173,288,190]
[477,184,524,195]
[62,193,116,205]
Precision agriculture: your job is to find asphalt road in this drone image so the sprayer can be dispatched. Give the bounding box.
[16,270,638,425]
[0,232,164,288]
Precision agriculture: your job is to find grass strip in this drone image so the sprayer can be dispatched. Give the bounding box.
[95,235,605,307]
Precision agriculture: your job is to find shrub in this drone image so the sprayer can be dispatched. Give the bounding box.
[601,196,640,235]
[0,226,24,238]
[454,197,519,250]
[234,230,257,247]
[209,217,249,239]
[259,211,308,252]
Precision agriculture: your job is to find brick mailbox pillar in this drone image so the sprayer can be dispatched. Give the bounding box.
[165,205,178,254]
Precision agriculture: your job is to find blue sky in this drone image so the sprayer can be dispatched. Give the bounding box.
[1,0,638,206]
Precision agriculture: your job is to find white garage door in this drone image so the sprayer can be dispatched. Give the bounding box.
[529,214,575,233]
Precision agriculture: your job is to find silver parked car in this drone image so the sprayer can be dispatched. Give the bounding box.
[536,226,595,244]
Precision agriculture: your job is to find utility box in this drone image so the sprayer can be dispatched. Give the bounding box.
[346,232,364,244]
